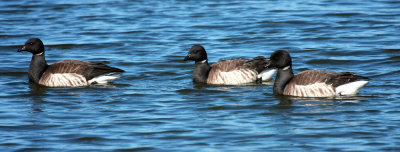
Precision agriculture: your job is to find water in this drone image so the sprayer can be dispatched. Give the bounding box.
[1,0,400,151]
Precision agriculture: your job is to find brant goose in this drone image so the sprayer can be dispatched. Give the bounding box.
[184,45,276,84]
[266,50,369,97]
[18,38,124,87]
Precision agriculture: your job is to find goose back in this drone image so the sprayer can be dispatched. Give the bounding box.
[19,38,124,87]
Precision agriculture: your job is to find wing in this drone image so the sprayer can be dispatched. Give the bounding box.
[288,70,336,85]
[289,70,369,87]
[327,72,369,88]
[44,60,90,74]
[210,58,249,72]
[210,56,269,73]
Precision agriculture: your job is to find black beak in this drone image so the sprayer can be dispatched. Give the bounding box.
[17,46,26,52]
[183,55,190,61]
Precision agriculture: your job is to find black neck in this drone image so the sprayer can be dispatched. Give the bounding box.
[192,60,211,83]
[273,67,294,95]
[28,53,48,83]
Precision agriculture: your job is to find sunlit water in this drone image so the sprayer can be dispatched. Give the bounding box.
[0,0,399,151]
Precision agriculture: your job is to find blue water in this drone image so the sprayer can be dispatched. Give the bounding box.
[1,0,400,151]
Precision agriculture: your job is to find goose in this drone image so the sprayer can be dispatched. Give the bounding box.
[18,38,124,87]
[266,50,369,97]
[183,45,276,84]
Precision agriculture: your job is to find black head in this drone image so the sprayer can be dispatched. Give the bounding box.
[266,50,292,69]
[18,38,45,55]
[184,45,208,62]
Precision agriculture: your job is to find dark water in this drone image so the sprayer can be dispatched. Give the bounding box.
[1,0,400,151]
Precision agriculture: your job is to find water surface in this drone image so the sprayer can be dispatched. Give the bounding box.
[1,0,400,151]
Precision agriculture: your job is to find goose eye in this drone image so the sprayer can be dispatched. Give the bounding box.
[29,42,33,45]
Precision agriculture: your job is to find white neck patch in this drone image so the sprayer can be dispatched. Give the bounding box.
[35,52,44,56]
[282,66,290,71]
[200,60,207,63]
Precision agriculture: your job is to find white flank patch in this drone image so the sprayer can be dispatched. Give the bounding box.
[258,69,277,81]
[39,73,88,87]
[88,73,122,84]
[335,80,369,96]
[213,69,257,85]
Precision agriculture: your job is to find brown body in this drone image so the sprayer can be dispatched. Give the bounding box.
[184,45,274,85]
[267,50,369,97]
[18,38,124,87]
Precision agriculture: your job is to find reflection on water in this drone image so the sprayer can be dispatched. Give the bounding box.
[277,96,294,105]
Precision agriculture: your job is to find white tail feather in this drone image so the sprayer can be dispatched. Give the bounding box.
[335,80,369,96]
[88,73,122,84]
[258,69,277,81]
